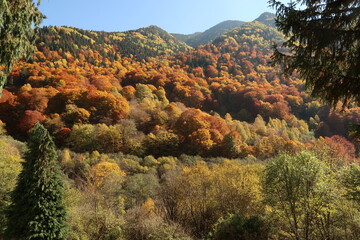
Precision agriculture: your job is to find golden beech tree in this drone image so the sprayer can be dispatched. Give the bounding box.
[174,108,210,137]
[91,161,126,187]
[188,128,214,153]
[161,161,263,237]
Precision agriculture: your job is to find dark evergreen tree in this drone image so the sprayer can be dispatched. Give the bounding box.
[269,0,360,106]
[5,123,67,240]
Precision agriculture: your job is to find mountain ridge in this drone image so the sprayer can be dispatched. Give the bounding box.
[36,25,192,60]
[171,12,276,47]
[254,12,276,27]
[182,20,246,47]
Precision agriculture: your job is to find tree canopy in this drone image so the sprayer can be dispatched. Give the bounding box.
[269,0,360,106]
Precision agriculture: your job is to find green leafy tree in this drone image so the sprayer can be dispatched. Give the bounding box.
[0,0,43,95]
[269,0,360,106]
[144,129,179,157]
[263,151,358,240]
[208,213,269,240]
[220,131,243,158]
[0,134,25,237]
[342,163,360,203]
[5,123,67,239]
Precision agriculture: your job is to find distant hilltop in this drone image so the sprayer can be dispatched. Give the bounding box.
[36,12,277,61]
[254,12,276,27]
[171,12,276,47]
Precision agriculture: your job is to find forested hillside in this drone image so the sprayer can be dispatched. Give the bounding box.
[37,25,191,61]
[172,12,276,47]
[1,13,359,240]
[2,21,358,150]
[171,32,202,43]
[179,20,246,47]
[254,12,276,27]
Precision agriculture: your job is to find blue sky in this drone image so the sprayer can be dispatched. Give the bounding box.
[38,0,276,34]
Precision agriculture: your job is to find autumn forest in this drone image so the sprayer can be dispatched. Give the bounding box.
[1,5,360,240]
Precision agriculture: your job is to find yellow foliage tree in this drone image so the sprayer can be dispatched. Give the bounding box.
[91,161,126,187]
[161,160,263,237]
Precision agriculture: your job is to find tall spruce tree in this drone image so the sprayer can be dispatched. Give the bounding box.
[5,123,67,240]
[269,0,360,106]
[0,0,43,96]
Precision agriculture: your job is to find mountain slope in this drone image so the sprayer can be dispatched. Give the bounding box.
[171,12,277,48]
[187,20,246,47]
[171,32,202,42]
[212,21,283,52]
[173,20,245,47]
[1,20,358,152]
[37,25,192,61]
[254,12,276,27]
